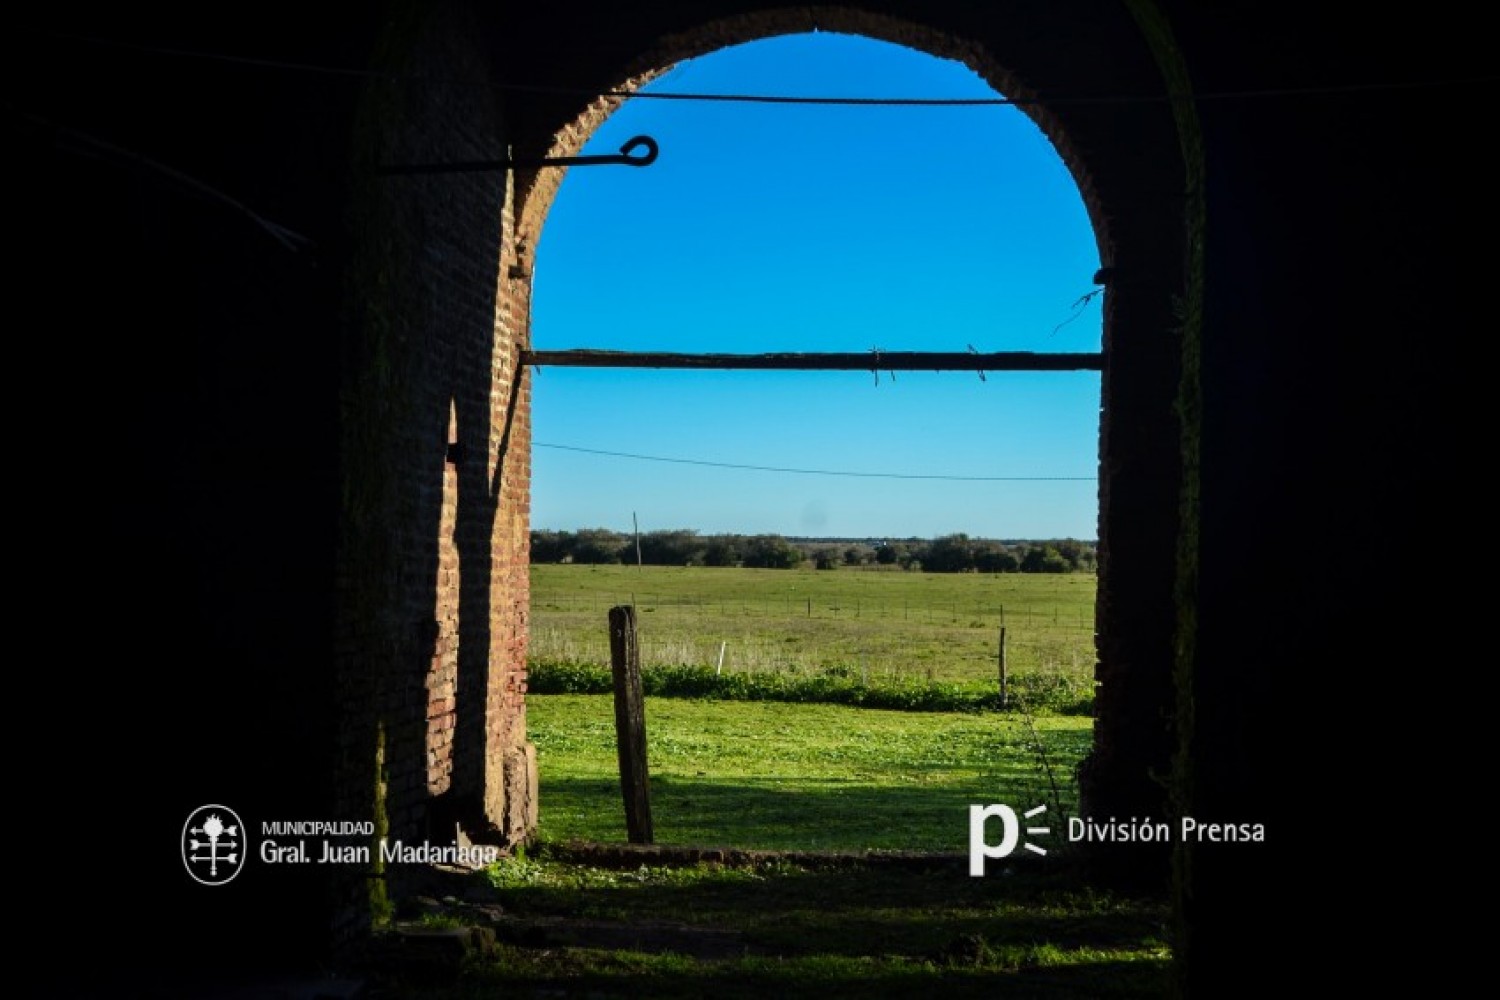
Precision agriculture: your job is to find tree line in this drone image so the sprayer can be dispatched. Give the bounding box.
[530,529,1097,573]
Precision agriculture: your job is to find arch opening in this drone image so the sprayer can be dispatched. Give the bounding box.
[522,26,1108,853]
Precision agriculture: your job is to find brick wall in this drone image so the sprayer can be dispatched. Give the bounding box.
[335,0,537,936]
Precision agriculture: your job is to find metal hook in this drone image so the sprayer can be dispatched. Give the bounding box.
[534,135,658,168]
[381,135,659,176]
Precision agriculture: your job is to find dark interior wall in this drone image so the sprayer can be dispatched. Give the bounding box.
[12,2,374,977]
[15,0,534,971]
[1159,3,1492,991]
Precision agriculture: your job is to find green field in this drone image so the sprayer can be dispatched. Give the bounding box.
[530,564,1097,688]
[449,567,1147,998]
[529,695,1089,851]
[357,566,1152,995]
[372,695,1161,998]
[381,854,1169,999]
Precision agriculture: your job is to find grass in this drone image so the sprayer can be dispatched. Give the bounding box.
[530,564,1097,689]
[355,568,1161,997]
[528,660,1092,714]
[528,695,1089,851]
[352,666,1166,996]
[485,856,1168,990]
[368,856,1169,998]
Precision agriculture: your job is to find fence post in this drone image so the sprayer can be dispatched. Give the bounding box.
[609,605,653,844]
[998,626,1009,708]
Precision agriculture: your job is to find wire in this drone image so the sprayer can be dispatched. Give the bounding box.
[535,442,1094,481]
[1050,288,1104,337]
[556,87,1020,105]
[35,29,391,79]
[18,109,314,253]
[591,76,1500,105]
[34,30,1500,106]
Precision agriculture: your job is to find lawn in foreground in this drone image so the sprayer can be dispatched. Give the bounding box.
[370,850,1168,999]
[361,697,1164,998]
[529,694,1090,852]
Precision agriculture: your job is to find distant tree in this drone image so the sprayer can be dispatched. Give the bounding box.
[742,534,804,569]
[843,544,875,566]
[702,535,742,567]
[1021,545,1071,573]
[1052,539,1082,570]
[572,528,625,565]
[529,529,571,563]
[638,529,706,566]
[814,549,841,570]
[874,543,900,565]
[1052,538,1098,571]
[973,540,1018,573]
[924,533,976,573]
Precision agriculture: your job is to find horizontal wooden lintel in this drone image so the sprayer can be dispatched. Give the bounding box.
[521,349,1103,372]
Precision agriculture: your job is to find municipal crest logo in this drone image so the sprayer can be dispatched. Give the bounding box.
[182,804,247,885]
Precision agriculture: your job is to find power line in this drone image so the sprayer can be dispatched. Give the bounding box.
[35,29,390,79]
[571,77,1500,105]
[535,442,1094,481]
[18,108,314,253]
[34,30,1500,106]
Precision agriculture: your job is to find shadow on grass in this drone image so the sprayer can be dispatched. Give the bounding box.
[454,953,1171,999]
[541,773,1073,852]
[486,859,1167,956]
[378,857,1168,999]
[358,753,1171,999]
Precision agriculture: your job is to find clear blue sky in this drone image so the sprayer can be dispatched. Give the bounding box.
[531,32,1101,541]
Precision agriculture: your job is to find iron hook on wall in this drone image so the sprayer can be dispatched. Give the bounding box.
[380,135,658,176]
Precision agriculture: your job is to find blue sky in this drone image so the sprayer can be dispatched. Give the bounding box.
[530,32,1101,540]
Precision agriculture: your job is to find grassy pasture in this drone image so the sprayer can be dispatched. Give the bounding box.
[375,694,1160,998]
[527,695,1090,851]
[530,564,1097,689]
[381,853,1169,999]
[447,566,1152,998]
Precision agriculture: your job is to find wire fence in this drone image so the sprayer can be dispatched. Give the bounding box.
[529,589,1096,688]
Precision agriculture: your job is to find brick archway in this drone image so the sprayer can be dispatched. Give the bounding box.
[32,1,1483,992]
[501,3,1190,877]
[340,0,1191,939]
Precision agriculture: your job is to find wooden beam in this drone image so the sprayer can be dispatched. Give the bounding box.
[521,349,1103,372]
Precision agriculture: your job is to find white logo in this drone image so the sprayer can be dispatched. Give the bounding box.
[183,804,247,885]
[969,803,1051,875]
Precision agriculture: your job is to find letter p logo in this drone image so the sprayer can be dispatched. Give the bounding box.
[969,803,1020,875]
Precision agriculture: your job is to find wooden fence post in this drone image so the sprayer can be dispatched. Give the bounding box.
[609,605,653,844]
[999,626,1009,708]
